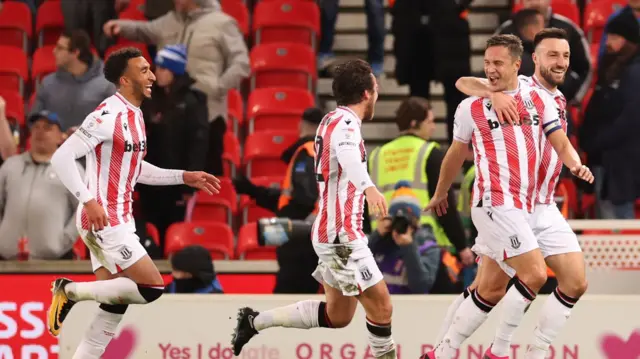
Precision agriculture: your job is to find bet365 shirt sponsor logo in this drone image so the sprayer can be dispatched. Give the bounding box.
[487,114,540,130]
[124,140,146,153]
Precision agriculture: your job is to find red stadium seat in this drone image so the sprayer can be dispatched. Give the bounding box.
[73,237,87,260]
[146,222,160,246]
[221,0,249,37]
[551,2,580,25]
[0,1,32,52]
[227,88,244,135]
[253,1,320,47]
[36,1,64,47]
[0,46,28,95]
[32,45,57,85]
[250,43,316,91]
[239,176,282,224]
[236,222,277,259]
[105,43,152,63]
[584,1,626,44]
[186,177,237,225]
[165,222,234,259]
[247,88,315,133]
[0,89,25,128]
[244,131,298,177]
[223,132,241,177]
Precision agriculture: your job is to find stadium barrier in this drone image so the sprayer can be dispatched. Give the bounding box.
[51,294,639,359]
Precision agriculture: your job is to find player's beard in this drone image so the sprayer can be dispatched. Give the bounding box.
[539,64,566,87]
[362,97,375,121]
[135,81,151,99]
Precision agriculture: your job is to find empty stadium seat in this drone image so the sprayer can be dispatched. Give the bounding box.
[73,237,87,260]
[32,45,57,85]
[0,46,29,95]
[0,1,32,51]
[105,42,152,63]
[250,43,316,91]
[247,88,315,133]
[253,1,320,47]
[244,131,298,177]
[146,222,160,246]
[223,132,241,177]
[227,88,244,135]
[584,1,625,44]
[0,89,25,126]
[36,1,64,47]
[236,222,277,259]
[186,177,237,225]
[239,176,282,224]
[165,221,234,259]
[551,2,580,24]
[221,0,249,37]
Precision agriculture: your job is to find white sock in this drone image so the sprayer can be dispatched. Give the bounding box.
[65,277,154,304]
[253,300,328,331]
[435,289,470,345]
[366,318,396,358]
[491,278,537,357]
[72,309,124,359]
[436,289,495,359]
[525,288,577,359]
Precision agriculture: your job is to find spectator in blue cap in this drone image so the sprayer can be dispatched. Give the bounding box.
[139,44,210,251]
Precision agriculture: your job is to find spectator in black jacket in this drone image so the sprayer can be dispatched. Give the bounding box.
[513,9,546,76]
[139,44,210,249]
[495,0,592,104]
[580,11,640,219]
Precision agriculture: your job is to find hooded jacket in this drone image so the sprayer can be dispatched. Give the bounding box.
[30,58,116,131]
[115,0,250,122]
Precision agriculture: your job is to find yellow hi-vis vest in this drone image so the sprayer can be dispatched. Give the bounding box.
[457,166,476,231]
[368,136,453,249]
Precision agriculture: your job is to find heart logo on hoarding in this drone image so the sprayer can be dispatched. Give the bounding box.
[600,329,640,359]
[103,325,137,359]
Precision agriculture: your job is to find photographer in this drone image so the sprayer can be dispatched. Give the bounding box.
[369,182,461,293]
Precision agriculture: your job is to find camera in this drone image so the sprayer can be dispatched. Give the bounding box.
[391,213,411,234]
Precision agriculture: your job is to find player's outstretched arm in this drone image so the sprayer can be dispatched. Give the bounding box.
[138,161,221,194]
[546,130,593,183]
[455,77,519,125]
[425,140,468,216]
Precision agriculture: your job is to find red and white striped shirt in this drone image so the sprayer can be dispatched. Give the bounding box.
[519,75,568,204]
[453,82,562,212]
[311,106,374,244]
[51,93,184,231]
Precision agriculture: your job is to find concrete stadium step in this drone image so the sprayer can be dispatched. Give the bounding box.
[335,12,500,33]
[332,33,492,53]
[324,98,447,120]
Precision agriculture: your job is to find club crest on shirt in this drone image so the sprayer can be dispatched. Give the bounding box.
[524,99,534,109]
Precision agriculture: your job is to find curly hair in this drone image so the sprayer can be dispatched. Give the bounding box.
[103,47,144,86]
[331,59,374,106]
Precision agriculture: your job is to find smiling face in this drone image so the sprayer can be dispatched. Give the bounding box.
[484,45,521,91]
[533,37,570,88]
[122,56,156,99]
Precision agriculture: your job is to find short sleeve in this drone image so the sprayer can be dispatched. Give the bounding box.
[518,75,532,86]
[75,111,115,149]
[333,117,362,157]
[452,101,474,144]
[538,92,563,136]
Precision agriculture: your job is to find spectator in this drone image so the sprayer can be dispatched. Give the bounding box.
[580,11,640,219]
[495,0,592,104]
[61,0,116,55]
[114,0,221,20]
[391,0,472,142]
[319,0,384,77]
[512,9,546,76]
[0,97,18,161]
[233,108,322,294]
[0,111,82,260]
[368,183,462,294]
[103,0,250,176]
[165,245,223,294]
[368,97,473,266]
[30,30,116,133]
[597,0,640,62]
[139,44,210,249]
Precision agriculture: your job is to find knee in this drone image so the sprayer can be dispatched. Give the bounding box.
[562,278,588,298]
[367,297,393,324]
[518,265,548,293]
[137,285,164,304]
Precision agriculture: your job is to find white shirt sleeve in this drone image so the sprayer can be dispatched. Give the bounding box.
[538,91,563,136]
[452,100,474,144]
[137,161,185,186]
[51,111,115,204]
[333,119,375,192]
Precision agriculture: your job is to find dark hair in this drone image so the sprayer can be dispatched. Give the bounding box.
[103,47,144,86]
[533,28,569,49]
[513,8,543,34]
[485,34,524,60]
[61,29,93,65]
[395,97,431,131]
[331,59,374,106]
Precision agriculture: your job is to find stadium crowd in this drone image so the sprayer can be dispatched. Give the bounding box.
[0,0,638,294]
